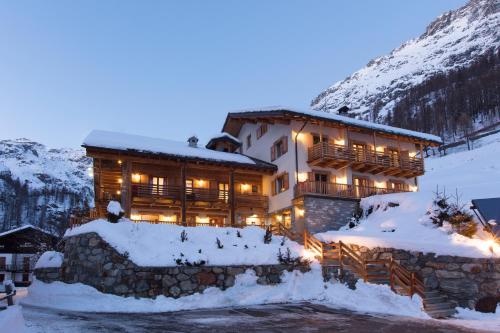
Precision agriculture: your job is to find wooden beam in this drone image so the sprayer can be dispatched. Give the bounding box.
[229,169,236,226]
[180,164,186,226]
[121,160,132,217]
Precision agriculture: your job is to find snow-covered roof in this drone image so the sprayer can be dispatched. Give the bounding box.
[0,225,56,238]
[208,132,241,144]
[83,130,274,169]
[225,106,443,144]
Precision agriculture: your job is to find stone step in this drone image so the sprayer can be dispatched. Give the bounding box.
[423,296,448,304]
[424,302,455,311]
[425,308,456,319]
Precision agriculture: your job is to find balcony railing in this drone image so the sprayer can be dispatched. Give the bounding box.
[131,184,268,207]
[0,264,33,272]
[294,181,409,199]
[307,142,424,175]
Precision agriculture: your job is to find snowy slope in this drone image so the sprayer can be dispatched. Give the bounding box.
[311,0,500,119]
[317,133,500,258]
[0,138,93,234]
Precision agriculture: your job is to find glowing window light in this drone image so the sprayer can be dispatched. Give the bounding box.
[132,174,141,183]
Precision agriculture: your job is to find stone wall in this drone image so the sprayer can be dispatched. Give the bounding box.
[35,232,309,299]
[303,196,359,233]
[35,267,62,283]
[351,244,500,309]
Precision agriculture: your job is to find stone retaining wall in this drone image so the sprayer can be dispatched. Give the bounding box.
[35,232,309,299]
[351,244,500,308]
[303,196,359,232]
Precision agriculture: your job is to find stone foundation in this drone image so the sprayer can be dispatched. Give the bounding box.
[35,232,309,299]
[302,196,359,233]
[351,244,500,309]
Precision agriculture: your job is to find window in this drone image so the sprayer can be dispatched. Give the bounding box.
[252,184,258,193]
[312,134,328,145]
[151,177,166,195]
[256,124,268,139]
[387,148,400,167]
[246,134,252,149]
[0,257,5,270]
[270,136,288,161]
[0,274,4,283]
[387,180,408,191]
[272,173,289,195]
[218,183,229,202]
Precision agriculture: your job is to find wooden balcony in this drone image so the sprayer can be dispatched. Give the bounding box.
[307,142,424,178]
[294,181,409,200]
[131,184,268,209]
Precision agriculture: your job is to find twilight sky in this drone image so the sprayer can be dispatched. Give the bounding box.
[0,0,466,148]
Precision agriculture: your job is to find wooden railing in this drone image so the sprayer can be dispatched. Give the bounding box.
[302,233,425,299]
[294,181,408,199]
[308,142,424,173]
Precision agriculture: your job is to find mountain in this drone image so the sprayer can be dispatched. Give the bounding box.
[0,139,93,235]
[311,0,500,139]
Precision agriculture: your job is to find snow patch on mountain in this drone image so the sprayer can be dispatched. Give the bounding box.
[311,0,500,119]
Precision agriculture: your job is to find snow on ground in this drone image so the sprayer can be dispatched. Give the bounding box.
[0,305,29,333]
[64,219,307,266]
[317,134,500,258]
[34,251,63,269]
[448,306,500,332]
[22,265,426,319]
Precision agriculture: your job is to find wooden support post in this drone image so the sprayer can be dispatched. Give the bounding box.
[229,169,236,226]
[180,164,186,226]
[372,132,378,164]
[410,272,415,298]
[339,242,344,277]
[389,258,394,292]
[121,161,132,217]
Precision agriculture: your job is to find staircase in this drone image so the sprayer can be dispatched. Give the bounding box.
[299,228,457,318]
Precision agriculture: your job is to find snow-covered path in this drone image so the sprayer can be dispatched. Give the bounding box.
[22,303,481,333]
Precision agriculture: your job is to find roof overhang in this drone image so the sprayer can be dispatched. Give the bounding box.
[223,109,442,147]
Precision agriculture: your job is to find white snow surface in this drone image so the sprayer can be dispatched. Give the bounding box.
[317,134,500,258]
[448,306,500,332]
[22,266,426,318]
[312,0,500,119]
[0,138,92,191]
[232,106,442,143]
[64,219,307,266]
[106,201,123,215]
[208,132,241,144]
[83,130,256,165]
[0,305,29,333]
[35,251,63,269]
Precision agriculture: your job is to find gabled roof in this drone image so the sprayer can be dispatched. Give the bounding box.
[223,107,443,146]
[0,225,57,239]
[206,132,242,149]
[83,130,276,172]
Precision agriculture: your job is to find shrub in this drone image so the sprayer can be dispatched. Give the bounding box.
[180,230,188,242]
[216,237,224,249]
[264,227,272,244]
[277,248,311,267]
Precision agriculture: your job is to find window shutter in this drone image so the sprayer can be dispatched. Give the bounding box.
[271,179,276,196]
[282,136,288,154]
[283,173,289,191]
[270,145,276,161]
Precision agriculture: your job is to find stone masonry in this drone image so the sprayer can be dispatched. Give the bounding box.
[35,232,309,299]
[303,196,359,233]
[351,244,500,309]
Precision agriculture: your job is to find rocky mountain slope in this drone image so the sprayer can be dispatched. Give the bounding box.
[311,0,500,133]
[0,139,93,235]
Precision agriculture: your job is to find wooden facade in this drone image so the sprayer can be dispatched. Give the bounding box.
[86,147,275,227]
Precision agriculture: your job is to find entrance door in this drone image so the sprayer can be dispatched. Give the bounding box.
[151,177,166,195]
[352,143,366,162]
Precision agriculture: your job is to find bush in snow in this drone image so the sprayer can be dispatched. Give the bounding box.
[180,230,188,242]
[107,201,124,223]
[263,227,272,244]
[428,189,477,238]
[277,248,311,268]
[236,230,242,238]
[216,237,224,249]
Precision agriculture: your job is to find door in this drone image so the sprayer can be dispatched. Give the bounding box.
[314,173,329,194]
[387,148,400,167]
[353,176,371,197]
[218,183,229,202]
[22,257,30,282]
[151,177,166,195]
[352,143,366,162]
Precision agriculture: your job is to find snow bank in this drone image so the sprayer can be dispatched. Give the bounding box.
[107,201,123,215]
[447,306,500,332]
[0,305,29,333]
[22,265,425,318]
[317,138,500,258]
[64,219,307,266]
[35,251,63,269]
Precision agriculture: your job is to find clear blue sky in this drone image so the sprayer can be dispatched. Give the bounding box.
[0,0,466,148]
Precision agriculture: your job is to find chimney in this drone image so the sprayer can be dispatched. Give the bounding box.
[187,136,199,148]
